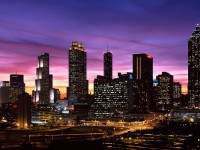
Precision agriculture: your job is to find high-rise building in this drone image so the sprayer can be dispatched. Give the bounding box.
[156,72,173,111]
[34,53,53,103]
[173,82,182,109]
[9,74,25,103]
[188,24,200,107]
[67,42,88,105]
[104,51,112,79]
[133,53,153,112]
[17,93,31,129]
[92,73,133,118]
[0,81,9,106]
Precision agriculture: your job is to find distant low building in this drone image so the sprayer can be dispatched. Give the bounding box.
[0,81,9,106]
[31,103,59,125]
[170,109,200,123]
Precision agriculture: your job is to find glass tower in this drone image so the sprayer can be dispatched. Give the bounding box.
[188,24,200,107]
[34,53,53,103]
[67,42,88,105]
[133,53,153,112]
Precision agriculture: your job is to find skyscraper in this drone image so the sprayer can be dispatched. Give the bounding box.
[34,53,53,103]
[133,53,153,112]
[104,51,112,79]
[133,54,153,81]
[9,74,25,103]
[67,42,88,105]
[188,24,200,107]
[156,72,173,111]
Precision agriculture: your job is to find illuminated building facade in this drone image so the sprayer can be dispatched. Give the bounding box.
[9,74,25,103]
[34,53,53,103]
[67,42,88,105]
[188,24,200,107]
[156,72,173,111]
[31,103,59,124]
[0,81,9,106]
[50,88,60,103]
[152,80,159,110]
[104,51,112,79]
[92,73,133,118]
[173,82,182,109]
[17,93,31,129]
[133,54,153,112]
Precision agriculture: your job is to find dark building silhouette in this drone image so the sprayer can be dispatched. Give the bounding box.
[33,53,53,103]
[188,24,200,107]
[156,72,173,111]
[181,94,189,108]
[1,102,17,122]
[9,74,25,103]
[0,81,9,106]
[104,51,112,79]
[17,92,31,129]
[133,54,153,112]
[67,42,88,106]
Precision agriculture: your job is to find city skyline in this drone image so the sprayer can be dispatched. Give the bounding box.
[1,0,200,97]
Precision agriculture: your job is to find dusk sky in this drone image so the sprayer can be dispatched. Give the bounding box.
[0,0,199,98]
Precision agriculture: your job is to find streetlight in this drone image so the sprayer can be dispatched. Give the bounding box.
[24,123,27,128]
[17,123,20,128]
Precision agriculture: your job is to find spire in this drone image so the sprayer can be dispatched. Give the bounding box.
[196,24,200,30]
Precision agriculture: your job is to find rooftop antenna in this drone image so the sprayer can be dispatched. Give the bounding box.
[107,44,109,52]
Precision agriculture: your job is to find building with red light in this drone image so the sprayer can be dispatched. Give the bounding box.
[133,53,154,112]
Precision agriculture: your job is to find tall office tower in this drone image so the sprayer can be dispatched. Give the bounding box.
[92,73,133,118]
[67,42,88,105]
[0,81,9,106]
[188,24,200,107]
[156,72,173,111]
[173,82,182,109]
[133,54,153,112]
[104,51,112,79]
[34,53,53,103]
[17,93,31,129]
[9,74,25,103]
